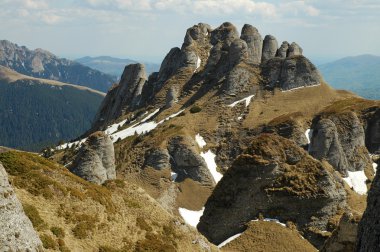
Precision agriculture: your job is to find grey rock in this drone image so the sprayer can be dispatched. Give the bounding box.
[198,134,346,249]
[228,39,249,66]
[365,109,380,154]
[321,212,358,252]
[309,113,372,175]
[144,148,171,170]
[168,136,215,186]
[288,42,303,57]
[261,35,278,62]
[356,168,380,251]
[276,41,289,59]
[92,63,147,130]
[279,56,321,90]
[210,22,239,46]
[0,163,43,252]
[183,23,212,47]
[309,118,349,175]
[157,47,182,83]
[71,131,116,184]
[261,57,283,89]
[165,86,179,108]
[240,24,262,64]
[223,65,255,95]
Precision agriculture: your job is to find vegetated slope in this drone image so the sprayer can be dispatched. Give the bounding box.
[0,40,115,92]
[319,54,380,100]
[76,56,160,79]
[0,151,217,252]
[51,22,380,251]
[0,66,104,151]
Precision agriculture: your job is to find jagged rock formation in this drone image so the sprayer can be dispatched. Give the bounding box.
[321,212,359,252]
[198,134,346,249]
[262,35,278,62]
[309,112,372,175]
[240,24,262,64]
[144,136,215,186]
[364,108,380,154]
[356,168,380,251]
[276,41,289,58]
[0,40,114,92]
[70,131,116,184]
[92,63,147,130]
[0,162,42,251]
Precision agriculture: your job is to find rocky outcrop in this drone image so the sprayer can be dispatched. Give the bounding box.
[144,148,171,170]
[309,112,372,175]
[261,35,278,62]
[364,108,380,154]
[70,131,116,184]
[262,55,321,90]
[0,162,42,251]
[288,42,303,57]
[0,40,114,92]
[356,169,380,251]
[92,63,147,130]
[321,212,359,252]
[165,86,179,108]
[276,41,289,58]
[228,39,249,66]
[240,24,262,64]
[210,22,239,47]
[168,136,215,186]
[198,134,346,249]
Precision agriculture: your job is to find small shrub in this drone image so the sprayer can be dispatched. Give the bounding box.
[72,221,95,239]
[190,105,202,113]
[51,226,65,238]
[57,238,71,252]
[136,217,152,232]
[41,234,58,249]
[22,203,46,230]
[178,111,186,117]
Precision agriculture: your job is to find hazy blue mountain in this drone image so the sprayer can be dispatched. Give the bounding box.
[76,56,160,78]
[319,54,380,99]
[0,40,115,92]
[0,66,104,151]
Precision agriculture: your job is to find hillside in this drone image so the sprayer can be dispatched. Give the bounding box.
[0,66,104,151]
[0,40,115,92]
[76,56,160,79]
[319,54,380,100]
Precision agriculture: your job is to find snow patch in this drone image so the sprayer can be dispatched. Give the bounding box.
[200,150,223,183]
[56,138,87,150]
[252,218,287,227]
[342,170,368,195]
[171,172,178,181]
[373,163,378,173]
[195,56,201,71]
[178,207,204,228]
[228,95,255,108]
[305,129,312,144]
[110,109,184,143]
[218,233,243,248]
[281,84,321,92]
[195,134,207,148]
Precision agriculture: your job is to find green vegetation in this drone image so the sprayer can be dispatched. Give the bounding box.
[0,79,103,151]
[22,203,46,231]
[41,234,59,250]
[190,105,202,113]
[51,226,65,238]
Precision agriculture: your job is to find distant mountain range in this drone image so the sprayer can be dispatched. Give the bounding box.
[76,56,160,78]
[319,54,380,100]
[0,40,115,92]
[0,66,104,151]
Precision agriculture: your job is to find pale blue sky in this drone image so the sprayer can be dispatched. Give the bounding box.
[1,0,379,64]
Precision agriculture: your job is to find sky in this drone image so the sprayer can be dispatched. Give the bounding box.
[1,0,379,64]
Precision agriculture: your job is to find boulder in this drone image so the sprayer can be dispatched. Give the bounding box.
[356,169,380,251]
[0,163,43,251]
[277,41,289,59]
[71,131,116,184]
[210,22,239,46]
[228,39,249,66]
[261,35,278,62]
[144,148,171,170]
[168,136,215,186]
[165,86,179,108]
[288,42,303,57]
[198,134,346,249]
[240,24,263,64]
[321,212,359,252]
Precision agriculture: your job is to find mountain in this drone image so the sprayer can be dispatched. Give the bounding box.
[0,66,105,151]
[319,54,380,100]
[76,56,160,78]
[2,22,380,251]
[0,40,115,92]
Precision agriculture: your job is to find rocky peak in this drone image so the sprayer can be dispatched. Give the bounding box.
[0,162,43,251]
[262,35,278,62]
[210,22,239,46]
[240,24,263,64]
[70,131,116,184]
[276,41,289,58]
[288,42,303,57]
